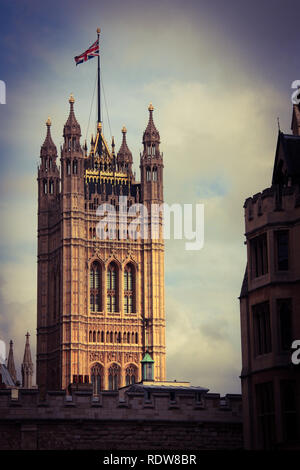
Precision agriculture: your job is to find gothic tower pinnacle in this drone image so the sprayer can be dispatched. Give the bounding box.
[21,332,34,389]
[7,340,16,384]
[117,126,133,173]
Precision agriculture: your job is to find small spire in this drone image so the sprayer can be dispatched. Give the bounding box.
[117,126,132,168]
[64,93,81,137]
[143,103,160,144]
[7,340,16,384]
[21,332,33,389]
[41,116,56,152]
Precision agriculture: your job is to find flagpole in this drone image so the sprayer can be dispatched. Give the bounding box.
[97,27,102,157]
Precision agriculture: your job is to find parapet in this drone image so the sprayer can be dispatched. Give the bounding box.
[0,385,242,424]
[243,184,300,233]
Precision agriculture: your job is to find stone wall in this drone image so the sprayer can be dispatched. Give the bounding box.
[0,389,243,450]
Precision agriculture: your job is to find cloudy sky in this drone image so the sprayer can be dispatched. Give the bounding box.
[0,0,299,394]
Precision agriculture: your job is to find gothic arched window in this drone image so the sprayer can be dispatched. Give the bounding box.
[43,180,47,194]
[66,159,71,175]
[125,364,137,386]
[146,166,151,182]
[91,363,103,395]
[90,262,101,313]
[108,363,120,390]
[72,159,78,175]
[151,145,155,156]
[153,166,158,182]
[124,264,135,313]
[107,263,118,313]
[49,180,54,194]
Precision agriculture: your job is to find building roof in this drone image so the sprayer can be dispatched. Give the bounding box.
[141,352,155,363]
[272,131,300,185]
[0,363,16,387]
[121,381,209,394]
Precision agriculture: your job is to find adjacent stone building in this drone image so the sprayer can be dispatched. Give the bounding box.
[240,103,300,449]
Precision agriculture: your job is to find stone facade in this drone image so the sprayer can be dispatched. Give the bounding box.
[0,387,242,450]
[240,104,300,449]
[37,100,166,393]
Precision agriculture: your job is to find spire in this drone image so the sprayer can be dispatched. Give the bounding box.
[7,340,16,384]
[143,103,160,144]
[21,332,33,389]
[63,93,81,137]
[41,117,57,156]
[117,126,133,163]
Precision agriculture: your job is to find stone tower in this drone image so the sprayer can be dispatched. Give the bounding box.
[240,102,300,449]
[22,333,34,389]
[37,96,166,393]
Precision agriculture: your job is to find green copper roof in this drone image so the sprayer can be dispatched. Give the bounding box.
[141,352,154,363]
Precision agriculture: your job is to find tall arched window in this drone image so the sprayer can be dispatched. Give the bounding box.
[108,363,120,390]
[151,145,156,156]
[90,262,101,313]
[73,159,78,174]
[107,263,118,313]
[91,363,103,395]
[152,166,158,182]
[124,264,135,313]
[146,166,151,182]
[125,364,137,385]
[43,179,47,194]
[49,180,54,194]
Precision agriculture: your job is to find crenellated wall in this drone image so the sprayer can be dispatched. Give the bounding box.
[244,184,300,235]
[0,388,242,450]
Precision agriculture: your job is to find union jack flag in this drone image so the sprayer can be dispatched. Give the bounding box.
[74,39,99,66]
